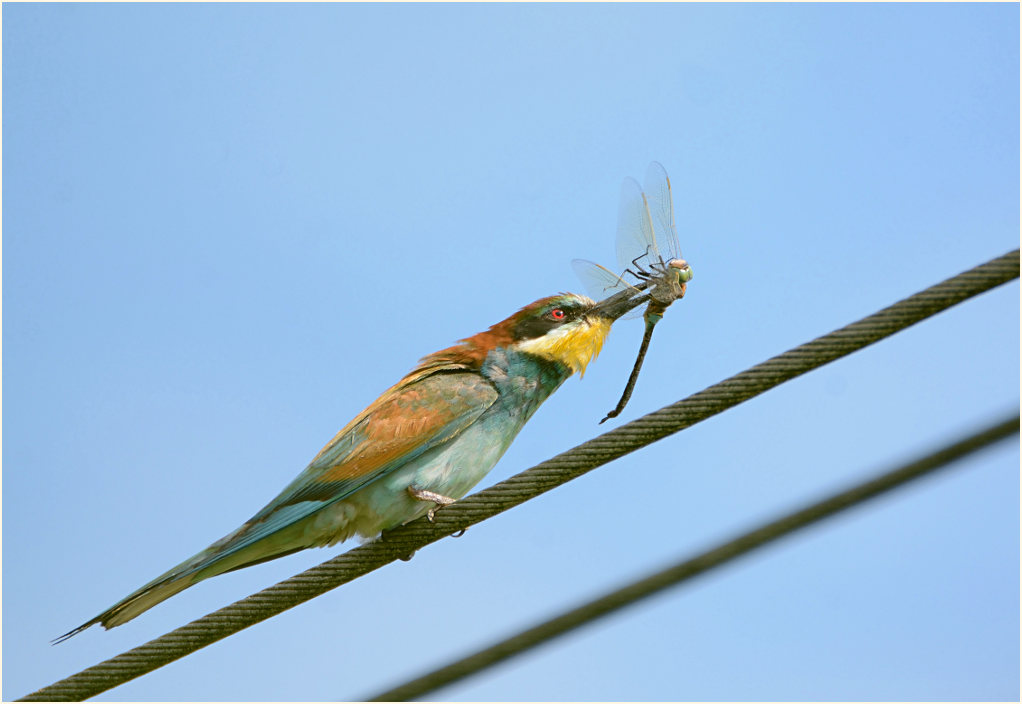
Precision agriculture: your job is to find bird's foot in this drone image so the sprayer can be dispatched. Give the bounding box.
[381,526,418,561]
[406,486,456,523]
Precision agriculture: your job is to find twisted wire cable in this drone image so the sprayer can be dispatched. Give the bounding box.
[19,249,1019,702]
[366,413,1020,701]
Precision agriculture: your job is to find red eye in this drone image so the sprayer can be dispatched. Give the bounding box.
[550,308,566,320]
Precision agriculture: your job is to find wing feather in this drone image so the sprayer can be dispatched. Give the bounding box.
[181,367,497,577]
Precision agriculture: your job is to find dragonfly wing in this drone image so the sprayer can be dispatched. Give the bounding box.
[643,161,682,262]
[615,176,658,274]
[571,259,645,320]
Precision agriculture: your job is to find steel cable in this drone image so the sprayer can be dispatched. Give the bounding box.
[19,249,1019,702]
[366,413,1020,701]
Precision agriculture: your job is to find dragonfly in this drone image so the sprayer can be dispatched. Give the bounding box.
[573,161,693,423]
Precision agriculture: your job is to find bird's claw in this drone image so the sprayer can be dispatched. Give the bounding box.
[407,486,456,524]
[407,485,465,536]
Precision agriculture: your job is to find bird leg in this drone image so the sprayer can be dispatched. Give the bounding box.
[406,486,456,522]
[379,527,418,561]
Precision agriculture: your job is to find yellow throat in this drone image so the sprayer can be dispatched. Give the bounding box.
[515,315,612,377]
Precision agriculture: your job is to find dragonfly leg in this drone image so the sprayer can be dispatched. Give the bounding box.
[622,267,650,282]
[630,245,653,271]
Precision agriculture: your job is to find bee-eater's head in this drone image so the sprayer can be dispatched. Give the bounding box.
[509,293,611,377]
[415,292,621,378]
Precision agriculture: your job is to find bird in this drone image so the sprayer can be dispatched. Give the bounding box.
[58,290,641,641]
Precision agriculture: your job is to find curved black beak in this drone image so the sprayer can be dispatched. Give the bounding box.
[591,284,651,322]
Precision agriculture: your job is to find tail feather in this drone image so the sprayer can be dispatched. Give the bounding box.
[53,575,195,643]
[55,521,313,643]
[53,550,210,644]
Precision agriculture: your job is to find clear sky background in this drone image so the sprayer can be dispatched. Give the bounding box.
[3,3,1019,701]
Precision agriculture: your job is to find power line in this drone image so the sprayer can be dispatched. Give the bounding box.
[19,249,1019,702]
[365,413,1019,701]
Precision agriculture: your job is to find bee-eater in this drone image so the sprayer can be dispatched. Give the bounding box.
[59,290,643,640]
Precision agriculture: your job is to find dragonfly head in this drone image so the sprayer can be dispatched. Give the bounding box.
[647,258,692,304]
[669,258,693,285]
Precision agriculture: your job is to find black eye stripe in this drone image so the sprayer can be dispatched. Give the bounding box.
[514,316,560,341]
[513,302,583,341]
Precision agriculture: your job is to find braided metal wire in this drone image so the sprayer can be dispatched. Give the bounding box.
[366,413,1020,701]
[20,249,1019,702]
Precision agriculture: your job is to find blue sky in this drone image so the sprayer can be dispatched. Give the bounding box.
[3,3,1018,701]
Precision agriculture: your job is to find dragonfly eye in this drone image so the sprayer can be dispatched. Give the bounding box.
[669,258,693,283]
